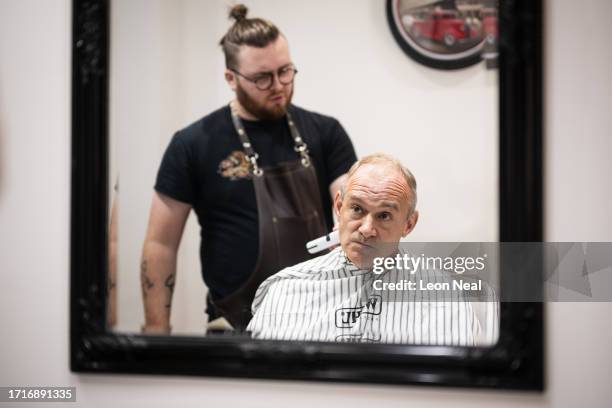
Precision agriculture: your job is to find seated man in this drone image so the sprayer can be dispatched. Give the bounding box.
[247,154,498,345]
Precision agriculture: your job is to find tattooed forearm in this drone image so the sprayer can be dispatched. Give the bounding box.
[164,273,175,309]
[139,245,176,332]
[140,259,154,298]
[164,273,175,291]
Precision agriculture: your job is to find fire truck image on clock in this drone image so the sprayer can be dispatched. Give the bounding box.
[387,0,498,70]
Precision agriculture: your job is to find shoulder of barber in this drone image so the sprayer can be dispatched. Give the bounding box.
[140,4,353,334]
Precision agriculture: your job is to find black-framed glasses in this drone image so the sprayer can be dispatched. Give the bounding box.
[231,65,298,91]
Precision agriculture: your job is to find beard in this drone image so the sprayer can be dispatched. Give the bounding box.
[235,83,294,120]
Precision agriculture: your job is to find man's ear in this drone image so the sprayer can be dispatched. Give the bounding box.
[225,69,237,91]
[402,210,419,237]
[333,190,343,219]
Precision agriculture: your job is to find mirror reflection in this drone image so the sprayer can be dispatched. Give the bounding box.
[108,0,499,345]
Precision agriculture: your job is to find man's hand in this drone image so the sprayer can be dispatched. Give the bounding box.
[329,173,348,200]
[329,174,347,251]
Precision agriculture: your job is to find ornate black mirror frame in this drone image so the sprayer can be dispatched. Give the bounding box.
[70,0,543,390]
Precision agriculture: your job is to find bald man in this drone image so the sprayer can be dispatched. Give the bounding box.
[246,154,498,345]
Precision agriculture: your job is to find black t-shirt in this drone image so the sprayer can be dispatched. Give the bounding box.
[154,104,357,299]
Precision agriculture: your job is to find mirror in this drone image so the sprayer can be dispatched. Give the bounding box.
[71,0,543,389]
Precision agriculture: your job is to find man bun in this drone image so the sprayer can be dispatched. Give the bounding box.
[220,4,281,70]
[229,4,248,22]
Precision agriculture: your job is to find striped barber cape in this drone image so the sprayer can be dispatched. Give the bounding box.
[247,247,499,345]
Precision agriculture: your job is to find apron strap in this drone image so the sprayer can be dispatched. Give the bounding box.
[229,103,312,175]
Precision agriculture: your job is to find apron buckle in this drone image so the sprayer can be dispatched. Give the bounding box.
[247,153,264,176]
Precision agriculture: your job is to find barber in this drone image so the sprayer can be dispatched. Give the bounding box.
[140,4,357,333]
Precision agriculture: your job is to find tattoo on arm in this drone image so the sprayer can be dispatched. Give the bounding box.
[165,273,176,291]
[164,274,176,309]
[140,260,154,299]
[140,259,175,311]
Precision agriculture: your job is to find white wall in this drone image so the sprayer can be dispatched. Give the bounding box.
[0,0,610,407]
[543,0,612,406]
[111,0,498,333]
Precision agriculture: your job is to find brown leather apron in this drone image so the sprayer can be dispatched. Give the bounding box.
[212,105,327,330]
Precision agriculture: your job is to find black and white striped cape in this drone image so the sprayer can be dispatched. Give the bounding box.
[247,247,499,345]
